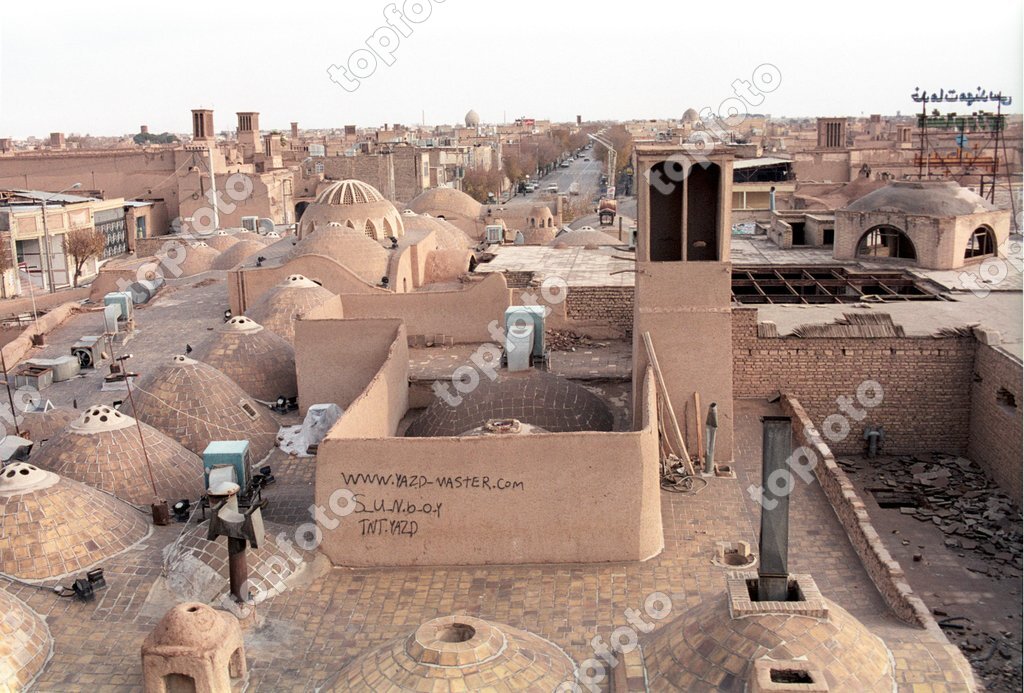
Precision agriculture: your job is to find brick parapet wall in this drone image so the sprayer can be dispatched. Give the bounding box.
[733,308,976,456]
[782,397,938,631]
[968,343,1023,499]
[565,287,634,336]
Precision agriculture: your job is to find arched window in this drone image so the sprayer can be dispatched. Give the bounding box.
[856,225,917,260]
[345,220,355,230]
[383,218,393,237]
[364,219,376,239]
[965,226,996,259]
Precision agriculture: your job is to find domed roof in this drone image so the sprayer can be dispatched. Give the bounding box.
[551,228,621,247]
[529,204,554,218]
[465,109,480,127]
[288,226,391,286]
[160,242,221,277]
[192,316,297,400]
[316,179,386,206]
[211,238,266,270]
[401,214,474,250]
[123,355,278,459]
[521,227,558,245]
[845,181,997,216]
[299,180,404,241]
[0,463,149,580]
[641,573,895,691]
[19,407,77,445]
[423,248,474,284]
[408,187,483,221]
[164,518,309,605]
[198,231,241,252]
[406,370,614,437]
[31,405,205,505]
[321,615,575,691]
[683,107,700,123]
[144,602,239,652]
[0,590,52,691]
[244,274,336,345]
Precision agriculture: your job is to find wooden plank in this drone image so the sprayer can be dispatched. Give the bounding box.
[693,391,704,471]
[642,331,694,476]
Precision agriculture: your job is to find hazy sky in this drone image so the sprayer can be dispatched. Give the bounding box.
[1,0,1021,138]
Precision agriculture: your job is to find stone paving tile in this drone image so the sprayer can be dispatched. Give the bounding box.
[6,279,970,692]
[409,341,632,382]
[12,399,969,692]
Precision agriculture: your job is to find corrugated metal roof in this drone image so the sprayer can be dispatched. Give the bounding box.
[3,189,99,203]
[733,157,793,170]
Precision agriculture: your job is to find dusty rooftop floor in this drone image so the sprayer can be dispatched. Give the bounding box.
[0,269,1007,691]
[1,398,974,691]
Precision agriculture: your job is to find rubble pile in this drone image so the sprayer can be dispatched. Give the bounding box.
[843,453,1023,574]
[545,329,606,352]
[939,624,1022,692]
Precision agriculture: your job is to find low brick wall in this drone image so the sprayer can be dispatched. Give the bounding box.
[2,301,82,368]
[566,286,634,335]
[733,308,976,455]
[501,270,534,289]
[782,395,937,631]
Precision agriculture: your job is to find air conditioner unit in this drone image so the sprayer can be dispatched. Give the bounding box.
[258,218,275,235]
[504,306,545,358]
[485,225,504,244]
[71,336,104,369]
[103,291,134,322]
[203,440,250,491]
[241,216,260,232]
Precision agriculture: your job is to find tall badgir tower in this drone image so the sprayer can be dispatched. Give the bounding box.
[632,144,736,462]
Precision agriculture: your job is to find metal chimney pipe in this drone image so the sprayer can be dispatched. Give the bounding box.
[704,403,719,475]
[758,416,792,601]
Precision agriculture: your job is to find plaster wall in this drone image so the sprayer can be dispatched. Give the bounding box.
[315,368,663,566]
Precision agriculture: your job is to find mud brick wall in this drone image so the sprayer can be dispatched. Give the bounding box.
[502,271,534,290]
[733,308,976,456]
[969,344,1023,500]
[565,287,634,335]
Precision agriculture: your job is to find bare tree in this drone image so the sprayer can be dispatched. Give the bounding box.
[461,165,505,202]
[62,228,106,287]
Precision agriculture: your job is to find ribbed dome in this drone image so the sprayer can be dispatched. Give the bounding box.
[162,242,221,277]
[32,405,205,505]
[123,355,278,460]
[192,316,297,401]
[144,602,237,651]
[406,370,614,437]
[641,574,895,691]
[465,109,480,127]
[244,274,336,345]
[316,180,386,206]
[211,238,266,270]
[299,180,404,241]
[288,226,391,286]
[0,463,149,580]
[407,187,483,221]
[164,519,309,605]
[321,615,575,692]
[0,590,52,691]
[550,228,620,247]
[845,181,996,216]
